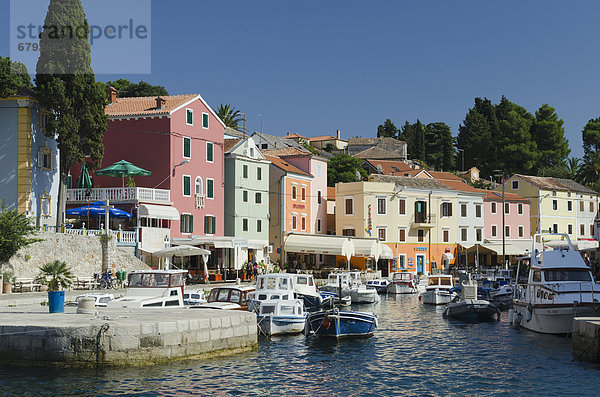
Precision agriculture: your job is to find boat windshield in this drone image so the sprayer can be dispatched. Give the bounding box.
[544,269,592,282]
[128,273,170,288]
[278,278,290,289]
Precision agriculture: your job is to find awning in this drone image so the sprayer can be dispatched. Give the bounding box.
[138,204,179,220]
[575,239,599,251]
[443,252,454,261]
[465,241,531,256]
[284,234,354,261]
[247,240,269,250]
[351,238,382,262]
[381,244,394,260]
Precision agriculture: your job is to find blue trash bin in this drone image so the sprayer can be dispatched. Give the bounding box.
[48,291,65,313]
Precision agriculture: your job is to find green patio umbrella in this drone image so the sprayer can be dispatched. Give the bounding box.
[77,163,93,189]
[95,160,151,187]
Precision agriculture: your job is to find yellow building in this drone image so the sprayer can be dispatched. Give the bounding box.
[500,175,599,242]
[335,175,483,275]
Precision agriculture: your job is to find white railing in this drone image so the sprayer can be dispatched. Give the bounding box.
[62,227,137,245]
[67,187,170,203]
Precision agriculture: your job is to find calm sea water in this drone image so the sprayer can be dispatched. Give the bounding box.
[1,295,599,396]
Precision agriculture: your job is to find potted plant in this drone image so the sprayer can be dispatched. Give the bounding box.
[2,271,15,294]
[36,260,74,313]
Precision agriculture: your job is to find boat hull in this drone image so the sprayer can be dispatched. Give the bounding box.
[307,310,377,338]
[513,302,600,334]
[443,299,500,322]
[350,289,380,304]
[421,289,453,305]
[258,314,307,336]
[387,283,417,294]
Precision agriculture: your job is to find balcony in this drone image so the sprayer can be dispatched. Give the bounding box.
[411,213,436,228]
[67,187,171,204]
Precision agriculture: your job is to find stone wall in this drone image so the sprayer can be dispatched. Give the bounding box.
[2,232,149,278]
[0,308,257,367]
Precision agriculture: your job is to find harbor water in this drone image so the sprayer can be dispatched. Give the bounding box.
[1,294,599,396]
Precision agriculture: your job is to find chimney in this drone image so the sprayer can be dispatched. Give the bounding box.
[155,96,166,109]
[107,86,117,104]
[287,132,290,136]
[336,129,341,139]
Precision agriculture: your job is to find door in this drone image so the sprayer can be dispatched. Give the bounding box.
[416,254,425,274]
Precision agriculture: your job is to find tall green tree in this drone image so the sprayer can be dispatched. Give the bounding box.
[457,101,493,175]
[495,96,539,174]
[582,117,600,155]
[35,0,108,227]
[101,78,168,98]
[0,202,39,265]
[531,104,569,170]
[0,57,33,98]
[566,157,581,180]
[400,120,426,161]
[578,151,600,192]
[327,154,367,186]
[424,122,455,171]
[216,104,245,130]
[377,119,398,138]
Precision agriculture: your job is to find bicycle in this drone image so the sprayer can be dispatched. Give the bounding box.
[95,271,118,289]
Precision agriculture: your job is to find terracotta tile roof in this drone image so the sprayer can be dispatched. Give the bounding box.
[369,174,454,190]
[364,159,412,175]
[224,127,245,138]
[224,139,242,153]
[265,155,312,177]
[284,133,307,139]
[484,190,529,202]
[349,137,405,146]
[354,147,405,159]
[428,171,464,181]
[262,147,312,157]
[438,179,528,202]
[514,174,597,194]
[327,187,335,199]
[105,94,199,117]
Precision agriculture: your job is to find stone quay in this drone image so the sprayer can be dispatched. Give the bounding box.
[572,317,600,363]
[0,305,257,368]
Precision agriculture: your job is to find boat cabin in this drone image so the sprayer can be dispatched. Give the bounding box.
[426,275,454,289]
[194,285,255,310]
[107,269,187,309]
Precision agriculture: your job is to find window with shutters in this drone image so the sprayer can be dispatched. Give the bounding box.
[460,203,467,217]
[204,215,216,234]
[243,165,248,178]
[257,167,262,180]
[206,142,214,162]
[301,216,306,231]
[591,202,595,212]
[491,202,497,214]
[475,204,482,218]
[476,228,482,242]
[504,202,510,214]
[512,180,519,190]
[518,203,523,215]
[345,198,353,215]
[38,145,52,170]
[301,186,306,201]
[505,225,510,237]
[206,178,214,199]
[377,197,386,215]
[398,228,406,242]
[591,224,595,236]
[255,192,261,203]
[519,226,524,238]
[243,191,248,202]
[491,225,497,237]
[342,228,355,236]
[377,227,386,241]
[180,214,193,233]
[568,201,573,211]
[443,229,449,243]
[292,215,297,230]
[415,201,427,223]
[202,112,209,129]
[441,202,452,217]
[418,229,425,242]
[257,219,262,232]
[183,175,191,196]
[461,228,467,241]
[580,201,585,212]
[186,109,193,125]
[398,199,406,215]
[292,185,297,200]
[242,218,248,232]
[183,137,191,158]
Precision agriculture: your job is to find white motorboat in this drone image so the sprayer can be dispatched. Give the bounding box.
[248,273,296,312]
[107,270,187,309]
[366,278,390,294]
[420,274,456,305]
[183,289,207,305]
[193,285,255,310]
[511,233,600,334]
[387,272,418,294]
[70,293,115,307]
[321,272,380,304]
[257,298,307,336]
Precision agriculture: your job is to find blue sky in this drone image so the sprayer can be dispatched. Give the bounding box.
[2,1,600,158]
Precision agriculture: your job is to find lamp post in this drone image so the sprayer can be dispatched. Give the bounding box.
[457,149,465,172]
[153,160,190,189]
[494,170,506,269]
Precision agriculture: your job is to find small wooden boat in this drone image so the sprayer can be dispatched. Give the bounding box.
[257,299,307,336]
[306,309,377,338]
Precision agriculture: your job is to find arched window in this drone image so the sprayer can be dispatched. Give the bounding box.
[195,177,203,195]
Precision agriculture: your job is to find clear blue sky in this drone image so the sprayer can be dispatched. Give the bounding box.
[2,0,600,158]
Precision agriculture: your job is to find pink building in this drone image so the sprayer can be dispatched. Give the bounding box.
[483,190,531,242]
[71,93,225,244]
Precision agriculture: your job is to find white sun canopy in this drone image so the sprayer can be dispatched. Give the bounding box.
[351,238,382,262]
[283,234,354,261]
[381,244,394,260]
[138,204,179,220]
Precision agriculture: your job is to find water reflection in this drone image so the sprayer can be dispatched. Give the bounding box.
[1,296,599,396]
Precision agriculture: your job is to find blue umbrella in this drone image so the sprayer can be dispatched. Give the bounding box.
[66,201,132,219]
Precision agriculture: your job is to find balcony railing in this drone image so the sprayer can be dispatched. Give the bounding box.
[67,187,170,203]
[412,213,436,227]
[39,225,138,246]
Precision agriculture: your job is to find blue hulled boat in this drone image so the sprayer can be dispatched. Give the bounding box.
[306,309,377,338]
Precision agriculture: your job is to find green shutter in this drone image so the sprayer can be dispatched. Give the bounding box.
[189,215,193,233]
[257,167,261,180]
[184,137,190,157]
[187,109,193,124]
[207,143,213,162]
[203,113,209,128]
[180,215,185,233]
[207,179,213,198]
[183,176,190,196]
[243,191,248,202]
[255,193,261,203]
[257,220,262,232]
[204,216,209,233]
[212,216,216,234]
[243,165,248,178]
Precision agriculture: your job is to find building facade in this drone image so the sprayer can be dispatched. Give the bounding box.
[0,94,59,227]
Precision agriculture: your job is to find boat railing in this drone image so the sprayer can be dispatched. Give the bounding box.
[516,282,600,304]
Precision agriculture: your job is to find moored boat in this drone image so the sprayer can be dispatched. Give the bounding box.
[192,285,255,310]
[257,298,307,336]
[443,275,500,322]
[306,309,377,338]
[366,278,390,294]
[387,272,418,294]
[421,274,456,305]
[321,272,380,304]
[107,269,187,309]
[511,233,600,334]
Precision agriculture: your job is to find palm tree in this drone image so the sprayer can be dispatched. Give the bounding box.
[216,104,245,131]
[37,260,74,291]
[578,151,600,190]
[566,157,580,180]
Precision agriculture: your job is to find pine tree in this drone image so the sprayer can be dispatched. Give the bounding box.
[0,57,32,97]
[425,122,455,171]
[35,0,108,227]
[531,104,569,170]
[376,119,398,138]
[457,103,493,175]
[582,117,600,155]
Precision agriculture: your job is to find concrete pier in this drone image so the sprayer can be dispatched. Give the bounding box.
[0,305,257,368]
[572,317,600,363]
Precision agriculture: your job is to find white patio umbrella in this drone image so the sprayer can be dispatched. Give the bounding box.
[153,245,211,273]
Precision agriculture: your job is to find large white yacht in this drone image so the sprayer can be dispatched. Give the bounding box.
[510,233,600,334]
[420,274,456,305]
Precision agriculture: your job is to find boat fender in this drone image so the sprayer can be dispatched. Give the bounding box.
[508,308,514,324]
[525,304,533,322]
[322,317,331,330]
